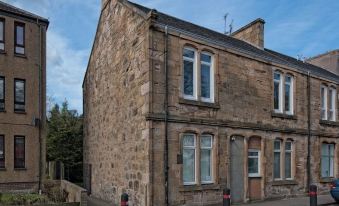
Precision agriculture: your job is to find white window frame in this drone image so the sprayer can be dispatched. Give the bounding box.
[274,71,283,113]
[321,143,335,178]
[321,85,328,120]
[273,139,282,180]
[248,149,261,177]
[182,134,197,185]
[200,135,213,184]
[285,75,294,115]
[329,88,336,121]
[183,48,198,101]
[285,141,293,180]
[200,52,214,103]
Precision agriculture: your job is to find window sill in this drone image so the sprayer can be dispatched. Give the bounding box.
[320,177,335,183]
[179,183,221,192]
[249,175,262,178]
[319,120,339,127]
[0,110,5,113]
[179,98,220,109]
[14,53,27,59]
[14,111,26,114]
[0,168,6,171]
[0,50,6,55]
[271,180,298,186]
[14,168,27,171]
[271,112,297,120]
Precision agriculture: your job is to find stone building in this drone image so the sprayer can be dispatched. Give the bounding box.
[0,2,48,192]
[307,50,339,76]
[83,0,339,205]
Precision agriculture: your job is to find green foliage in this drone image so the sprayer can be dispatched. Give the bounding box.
[47,101,83,182]
[0,193,49,205]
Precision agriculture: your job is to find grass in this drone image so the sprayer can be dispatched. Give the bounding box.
[0,193,50,205]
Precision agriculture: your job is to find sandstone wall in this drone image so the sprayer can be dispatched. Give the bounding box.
[83,0,150,205]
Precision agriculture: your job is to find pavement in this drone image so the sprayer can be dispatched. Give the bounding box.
[237,195,338,206]
[87,194,338,206]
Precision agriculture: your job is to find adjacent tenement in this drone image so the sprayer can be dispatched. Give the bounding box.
[0,2,48,192]
[83,0,339,205]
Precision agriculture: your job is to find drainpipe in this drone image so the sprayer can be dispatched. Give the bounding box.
[164,25,169,206]
[307,71,311,190]
[35,19,43,193]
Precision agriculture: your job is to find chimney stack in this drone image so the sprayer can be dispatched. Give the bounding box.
[231,18,265,49]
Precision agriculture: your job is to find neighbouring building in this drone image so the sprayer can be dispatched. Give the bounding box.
[307,50,339,76]
[0,2,48,192]
[83,0,339,205]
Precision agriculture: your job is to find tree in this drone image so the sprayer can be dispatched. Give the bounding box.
[47,101,83,183]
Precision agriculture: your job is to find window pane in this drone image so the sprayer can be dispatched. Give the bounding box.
[274,81,280,110]
[274,140,281,150]
[15,46,25,55]
[183,49,195,59]
[330,157,334,177]
[321,87,325,108]
[201,136,212,148]
[321,156,330,177]
[14,137,25,168]
[0,21,3,41]
[201,53,211,63]
[0,136,4,168]
[15,80,25,103]
[330,144,335,156]
[201,149,212,182]
[183,148,195,183]
[248,151,259,157]
[274,72,281,80]
[16,25,24,45]
[248,157,259,174]
[285,83,291,112]
[201,64,211,99]
[183,60,194,96]
[285,152,291,178]
[274,152,281,178]
[285,141,292,151]
[0,78,4,100]
[183,135,195,147]
[321,144,329,156]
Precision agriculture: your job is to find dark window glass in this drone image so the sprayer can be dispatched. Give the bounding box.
[14,79,25,112]
[0,135,4,168]
[201,64,210,98]
[15,23,25,55]
[0,19,4,51]
[184,59,194,96]
[14,136,25,169]
[0,77,4,111]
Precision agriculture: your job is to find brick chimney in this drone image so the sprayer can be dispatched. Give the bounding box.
[307,50,339,75]
[231,18,265,49]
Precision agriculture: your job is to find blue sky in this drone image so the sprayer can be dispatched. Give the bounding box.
[3,0,339,113]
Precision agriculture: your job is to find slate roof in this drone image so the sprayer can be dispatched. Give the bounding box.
[0,1,49,24]
[128,1,339,83]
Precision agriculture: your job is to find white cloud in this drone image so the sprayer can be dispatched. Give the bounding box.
[47,31,89,112]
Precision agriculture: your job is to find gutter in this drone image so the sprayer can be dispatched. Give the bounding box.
[164,25,169,206]
[306,71,311,190]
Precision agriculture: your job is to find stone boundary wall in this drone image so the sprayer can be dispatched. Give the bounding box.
[60,180,87,206]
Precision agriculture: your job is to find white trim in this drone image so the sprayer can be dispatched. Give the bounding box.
[200,52,214,103]
[200,135,214,184]
[183,134,197,185]
[183,48,198,100]
[329,88,336,121]
[273,71,283,113]
[248,149,261,177]
[285,75,294,115]
[321,85,328,120]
